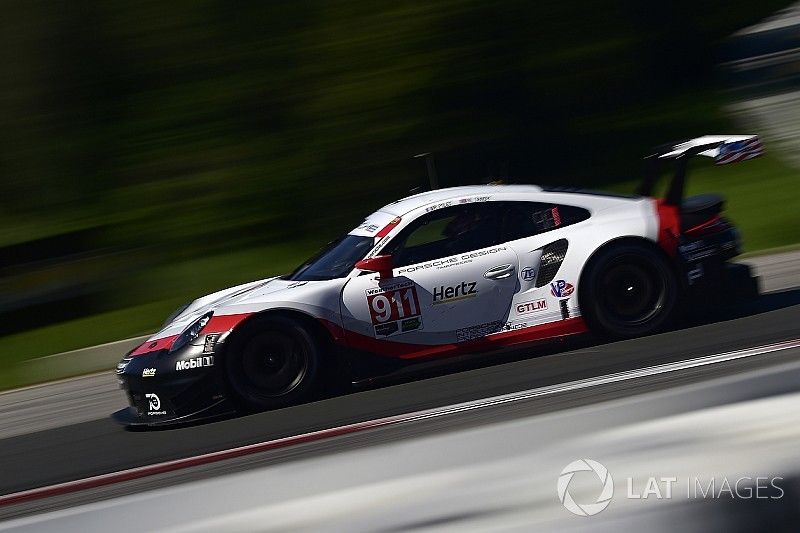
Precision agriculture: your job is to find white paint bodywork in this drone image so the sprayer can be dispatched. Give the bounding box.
[146,185,660,353]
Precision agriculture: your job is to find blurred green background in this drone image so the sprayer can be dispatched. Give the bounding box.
[1,0,798,375]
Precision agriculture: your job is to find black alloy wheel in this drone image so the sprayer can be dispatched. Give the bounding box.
[225,316,322,411]
[581,242,678,339]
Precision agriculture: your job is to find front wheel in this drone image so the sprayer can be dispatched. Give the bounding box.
[224,316,323,411]
[580,243,678,340]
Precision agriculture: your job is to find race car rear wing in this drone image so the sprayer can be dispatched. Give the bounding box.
[637,135,763,205]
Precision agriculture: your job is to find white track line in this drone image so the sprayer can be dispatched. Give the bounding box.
[1,337,798,507]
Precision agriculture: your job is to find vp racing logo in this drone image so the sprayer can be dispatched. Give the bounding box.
[557,459,614,516]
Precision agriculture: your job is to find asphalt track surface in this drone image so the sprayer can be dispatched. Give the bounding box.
[0,254,797,518]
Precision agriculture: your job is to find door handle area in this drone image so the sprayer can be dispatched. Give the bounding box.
[484,264,515,280]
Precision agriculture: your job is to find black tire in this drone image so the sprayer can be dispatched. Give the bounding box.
[580,242,678,340]
[224,316,323,411]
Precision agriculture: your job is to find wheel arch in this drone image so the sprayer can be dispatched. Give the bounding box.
[219,308,335,411]
[223,308,336,353]
[577,235,679,316]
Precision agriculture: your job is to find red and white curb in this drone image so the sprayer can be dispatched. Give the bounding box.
[2,337,799,507]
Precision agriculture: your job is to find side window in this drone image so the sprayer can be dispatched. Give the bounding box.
[499,202,590,242]
[385,204,502,268]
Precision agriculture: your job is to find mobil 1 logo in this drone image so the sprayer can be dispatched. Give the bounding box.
[176,355,214,371]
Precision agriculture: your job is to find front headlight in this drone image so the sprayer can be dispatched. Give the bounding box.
[170,312,213,353]
[116,357,132,375]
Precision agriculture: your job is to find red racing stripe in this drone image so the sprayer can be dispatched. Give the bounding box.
[130,335,179,356]
[324,317,588,360]
[375,216,402,238]
[130,313,253,357]
[204,313,253,333]
[134,314,584,360]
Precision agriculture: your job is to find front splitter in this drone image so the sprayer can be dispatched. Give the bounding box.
[111,399,236,428]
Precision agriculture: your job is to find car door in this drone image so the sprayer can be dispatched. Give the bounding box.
[496,200,591,329]
[340,203,519,355]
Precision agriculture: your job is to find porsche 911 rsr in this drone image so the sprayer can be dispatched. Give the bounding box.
[113,135,762,426]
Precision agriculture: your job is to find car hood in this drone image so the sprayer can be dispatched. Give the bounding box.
[152,276,306,339]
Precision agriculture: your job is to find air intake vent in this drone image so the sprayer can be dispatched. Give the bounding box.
[535,239,568,288]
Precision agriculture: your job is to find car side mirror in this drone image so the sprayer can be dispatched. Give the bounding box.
[355,255,394,279]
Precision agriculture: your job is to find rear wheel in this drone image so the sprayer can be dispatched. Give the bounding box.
[224,316,323,411]
[580,242,678,339]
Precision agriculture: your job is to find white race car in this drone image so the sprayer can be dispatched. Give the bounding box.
[114,135,762,426]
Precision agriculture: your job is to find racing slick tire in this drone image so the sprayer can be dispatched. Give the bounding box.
[223,315,323,412]
[580,242,678,340]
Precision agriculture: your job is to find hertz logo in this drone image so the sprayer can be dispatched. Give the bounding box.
[433,282,477,304]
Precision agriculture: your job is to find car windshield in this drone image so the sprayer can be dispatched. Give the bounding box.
[286,234,374,281]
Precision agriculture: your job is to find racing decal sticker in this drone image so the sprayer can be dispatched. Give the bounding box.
[142,368,156,378]
[520,266,537,282]
[145,393,166,416]
[350,212,399,237]
[551,206,561,226]
[533,206,562,230]
[176,355,214,371]
[462,247,507,260]
[550,280,575,298]
[515,299,548,315]
[397,247,508,275]
[203,334,220,353]
[715,137,763,165]
[456,320,502,342]
[678,240,717,262]
[433,281,478,305]
[366,280,423,338]
[425,201,453,212]
[398,256,460,274]
[687,263,704,285]
[458,195,491,204]
[400,316,423,333]
[356,221,381,233]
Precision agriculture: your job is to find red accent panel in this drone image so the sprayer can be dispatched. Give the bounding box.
[130,313,253,357]
[654,199,680,257]
[204,313,254,333]
[375,216,401,238]
[130,335,178,356]
[324,317,588,360]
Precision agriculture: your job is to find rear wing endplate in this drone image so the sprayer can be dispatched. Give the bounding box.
[637,135,763,205]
